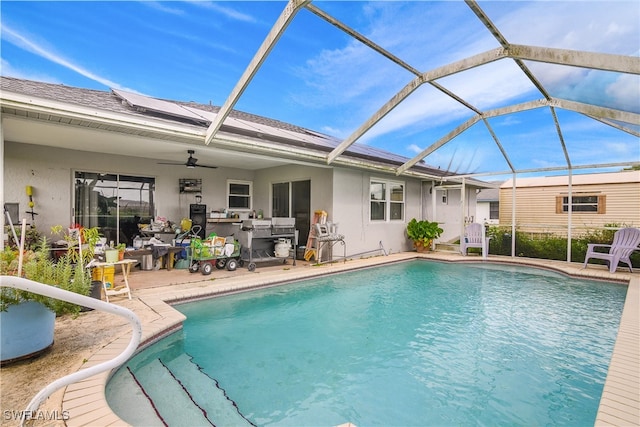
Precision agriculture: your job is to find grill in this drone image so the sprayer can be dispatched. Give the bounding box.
[242,218,295,237]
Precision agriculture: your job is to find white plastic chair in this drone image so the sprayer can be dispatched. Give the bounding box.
[460,223,491,259]
[583,227,640,273]
[314,222,346,263]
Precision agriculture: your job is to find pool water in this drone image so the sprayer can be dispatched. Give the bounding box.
[108,260,626,426]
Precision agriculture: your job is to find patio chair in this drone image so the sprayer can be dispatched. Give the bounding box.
[460,223,491,259]
[583,227,640,273]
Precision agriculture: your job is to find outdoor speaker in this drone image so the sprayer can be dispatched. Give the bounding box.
[189,204,207,239]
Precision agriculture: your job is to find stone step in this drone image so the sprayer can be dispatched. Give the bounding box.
[435,242,460,252]
[162,353,254,426]
[133,358,215,426]
[106,365,165,427]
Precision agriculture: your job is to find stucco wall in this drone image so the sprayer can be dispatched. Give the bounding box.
[477,201,499,225]
[422,182,480,243]
[332,168,422,256]
[252,164,333,219]
[3,142,254,241]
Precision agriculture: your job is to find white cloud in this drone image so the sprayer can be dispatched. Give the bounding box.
[407,144,423,154]
[186,1,256,23]
[495,2,639,55]
[140,1,185,16]
[2,24,134,91]
[606,74,640,113]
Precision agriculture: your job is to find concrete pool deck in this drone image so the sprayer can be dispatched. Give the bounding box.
[5,252,639,426]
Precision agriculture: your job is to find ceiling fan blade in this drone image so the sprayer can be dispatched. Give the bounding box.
[157,150,216,168]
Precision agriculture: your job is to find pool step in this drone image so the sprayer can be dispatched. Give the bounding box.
[133,358,216,426]
[163,353,254,426]
[106,364,166,427]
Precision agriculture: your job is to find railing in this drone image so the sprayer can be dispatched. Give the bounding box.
[0,276,142,427]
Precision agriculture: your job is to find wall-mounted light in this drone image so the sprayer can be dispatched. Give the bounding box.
[195,194,202,204]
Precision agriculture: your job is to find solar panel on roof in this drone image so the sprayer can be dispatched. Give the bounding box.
[112,88,210,124]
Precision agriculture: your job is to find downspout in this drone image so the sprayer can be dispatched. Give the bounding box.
[511,173,516,258]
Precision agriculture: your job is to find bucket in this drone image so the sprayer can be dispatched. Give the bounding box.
[174,259,189,269]
[141,254,153,271]
[181,218,192,233]
[105,249,119,263]
[92,266,115,287]
[177,239,191,259]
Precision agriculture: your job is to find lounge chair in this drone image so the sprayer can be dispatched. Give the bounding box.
[583,227,640,273]
[460,223,491,259]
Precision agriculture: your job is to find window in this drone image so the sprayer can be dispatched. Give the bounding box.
[555,194,606,214]
[489,201,499,219]
[370,179,405,221]
[74,171,155,245]
[228,180,252,210]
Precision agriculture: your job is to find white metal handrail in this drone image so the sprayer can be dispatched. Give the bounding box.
[0,276,142,426]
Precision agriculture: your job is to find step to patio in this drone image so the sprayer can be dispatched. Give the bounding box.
[435,242,460,253]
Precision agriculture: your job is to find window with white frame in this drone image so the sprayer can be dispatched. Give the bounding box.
[227,180,252,210]
[489,201,499,219]
[555,194,606,214]
[370,179,405,221]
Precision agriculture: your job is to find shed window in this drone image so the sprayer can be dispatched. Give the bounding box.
[555,194,606,214]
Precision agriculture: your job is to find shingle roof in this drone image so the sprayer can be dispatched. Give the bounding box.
[2,76,452,176]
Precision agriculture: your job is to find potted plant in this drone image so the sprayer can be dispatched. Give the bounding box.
[116,243,127,261]
[0,227,98,364]
[406,218,443,252]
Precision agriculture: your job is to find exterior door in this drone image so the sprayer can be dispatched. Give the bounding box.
[272,180,311,248]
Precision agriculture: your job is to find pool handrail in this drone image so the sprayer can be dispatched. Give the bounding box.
[0,275,142,427]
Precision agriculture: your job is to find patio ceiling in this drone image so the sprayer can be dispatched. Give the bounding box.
[205,0,639,179]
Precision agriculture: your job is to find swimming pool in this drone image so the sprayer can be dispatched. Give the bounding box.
[107,260,626,426]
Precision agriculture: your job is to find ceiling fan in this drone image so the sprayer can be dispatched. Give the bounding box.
[158,150,217,169]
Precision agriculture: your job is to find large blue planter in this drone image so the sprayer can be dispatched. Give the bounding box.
[1,301,55,364]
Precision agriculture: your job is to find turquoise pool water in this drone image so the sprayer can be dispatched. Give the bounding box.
[108,260,626,426]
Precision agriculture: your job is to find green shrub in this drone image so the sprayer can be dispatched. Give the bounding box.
[486,225,639,268]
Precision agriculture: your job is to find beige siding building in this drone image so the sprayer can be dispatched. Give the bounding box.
[499,170,640,236]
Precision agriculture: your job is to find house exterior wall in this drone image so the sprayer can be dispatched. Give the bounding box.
[422,182,480,243]
[332,168,422,255]
[499,171,640,236]
[477,188,500,225]
[253,164,333,219]
[3,141,255,240]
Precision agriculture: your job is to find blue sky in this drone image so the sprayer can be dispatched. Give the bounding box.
[1,1,638,177]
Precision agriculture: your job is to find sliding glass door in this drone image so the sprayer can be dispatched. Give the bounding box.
[74,172,155,245]
[272,180,310,246]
